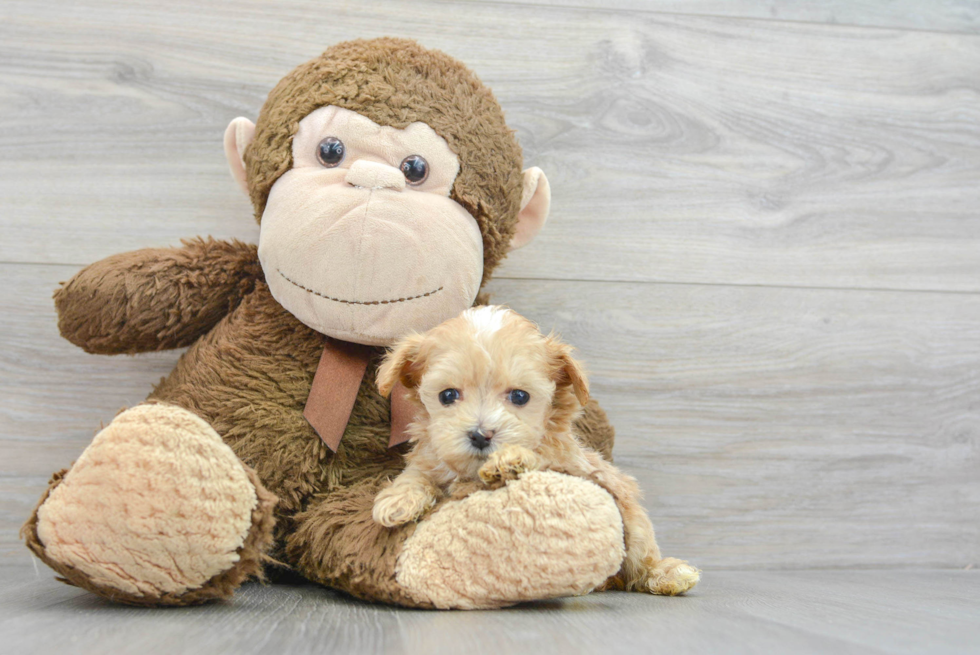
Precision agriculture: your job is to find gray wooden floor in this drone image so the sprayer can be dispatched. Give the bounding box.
[1,0,979,652]
[2,564,978,655]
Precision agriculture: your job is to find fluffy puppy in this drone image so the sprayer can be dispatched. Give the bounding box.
[374,305,700,596]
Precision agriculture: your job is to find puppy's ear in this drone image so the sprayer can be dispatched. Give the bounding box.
[546,335,590,407]
[377,333,428,398]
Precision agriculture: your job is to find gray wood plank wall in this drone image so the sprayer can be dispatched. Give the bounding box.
[1,0,978,570]
[508,1,980,35]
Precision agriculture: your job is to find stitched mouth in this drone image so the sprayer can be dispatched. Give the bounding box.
[277,269,443,306]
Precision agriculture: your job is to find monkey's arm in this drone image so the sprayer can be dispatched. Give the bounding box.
[55,238,262,354]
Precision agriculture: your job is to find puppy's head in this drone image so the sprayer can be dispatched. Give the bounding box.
[377,306,589,479]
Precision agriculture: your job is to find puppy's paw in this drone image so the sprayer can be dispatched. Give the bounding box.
[644,557,701,596]
[372,484,436,528]
[479,444,542,485]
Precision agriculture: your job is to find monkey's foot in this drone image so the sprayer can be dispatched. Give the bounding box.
[22,404,277,606]
[397,470,625,609]
[645,557,701,596]
[478,444,542,485]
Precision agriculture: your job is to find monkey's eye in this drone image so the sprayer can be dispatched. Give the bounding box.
[438,388,460,406]
[509,390,530,406]
[400,155,429,185]
[316,137,345,168]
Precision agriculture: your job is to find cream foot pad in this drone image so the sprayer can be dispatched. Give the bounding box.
[36,404,258,598]
[396,470,626,609]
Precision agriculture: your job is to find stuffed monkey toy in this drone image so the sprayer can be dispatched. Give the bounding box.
[22,38,695,609]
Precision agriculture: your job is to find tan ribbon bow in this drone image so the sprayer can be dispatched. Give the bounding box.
[303,339,415,451]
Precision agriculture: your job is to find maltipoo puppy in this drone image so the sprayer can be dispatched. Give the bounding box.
[372,305,700,596]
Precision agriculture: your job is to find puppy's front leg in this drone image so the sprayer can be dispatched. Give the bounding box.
[479,444,542,487]
[373,467,440,528]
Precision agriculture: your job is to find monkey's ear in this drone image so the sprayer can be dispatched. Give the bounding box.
[377,333,428,398]
[509,167,551,251]
[223,117,256,196]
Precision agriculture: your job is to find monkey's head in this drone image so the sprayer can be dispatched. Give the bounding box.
[223,38,550,346]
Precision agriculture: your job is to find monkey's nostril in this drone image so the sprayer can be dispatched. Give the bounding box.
[468,429,493,450]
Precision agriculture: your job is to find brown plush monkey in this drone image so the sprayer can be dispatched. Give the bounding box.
[21,38,688,609]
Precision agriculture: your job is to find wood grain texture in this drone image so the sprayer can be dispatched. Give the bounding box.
[2,265,978,569]
[1,0,979,292]
[500,0,980,35]
[485,277,980,569]
[1,565,978,655]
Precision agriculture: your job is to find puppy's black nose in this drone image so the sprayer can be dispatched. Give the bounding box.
[468,428,494,450]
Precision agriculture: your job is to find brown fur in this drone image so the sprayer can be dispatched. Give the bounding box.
[246,37,524,288]
[284,476,431,607]
[54,238,262,355]
[25,38,618,606]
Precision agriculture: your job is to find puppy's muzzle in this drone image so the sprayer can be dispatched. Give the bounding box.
[468,428,494,451]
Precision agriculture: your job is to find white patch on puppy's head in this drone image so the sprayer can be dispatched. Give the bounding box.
[462,305,508,337]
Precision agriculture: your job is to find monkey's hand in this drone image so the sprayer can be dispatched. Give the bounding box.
[479,444,542,486]
[55,238,261,354]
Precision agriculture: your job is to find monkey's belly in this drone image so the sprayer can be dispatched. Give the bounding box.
[148,282,406,520]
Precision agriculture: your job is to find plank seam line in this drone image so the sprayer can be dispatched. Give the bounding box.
[4,262,979,297]
[448,0,980,38]
[493,274,980,297]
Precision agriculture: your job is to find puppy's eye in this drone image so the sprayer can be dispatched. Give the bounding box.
[400,155,429,185]
[509,389,530,406]
[316,137,345,167]
[438,388,460,406]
